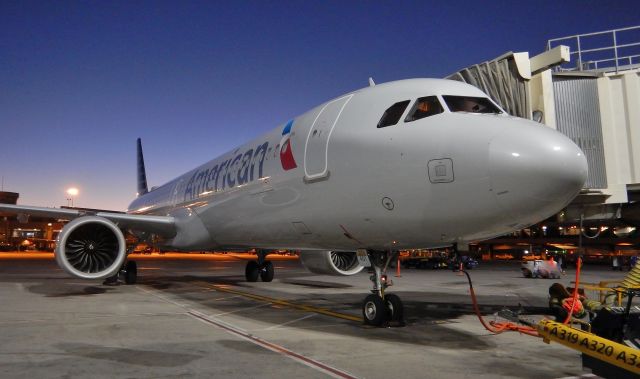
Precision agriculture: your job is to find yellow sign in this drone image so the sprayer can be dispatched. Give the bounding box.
[537,319,640,375]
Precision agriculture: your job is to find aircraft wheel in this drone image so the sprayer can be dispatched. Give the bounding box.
[245,261,259,282]
[362,294,387,326]
[385,293,404,324]
[124,260,137,285]
[260,261,274,282]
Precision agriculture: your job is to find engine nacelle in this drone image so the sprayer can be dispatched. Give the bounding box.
[55,216,127,280]
[299,250,364,276]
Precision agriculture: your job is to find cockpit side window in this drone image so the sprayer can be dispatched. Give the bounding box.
[404,96,444,123]
[377,100,410,128]
[442,95,502,114]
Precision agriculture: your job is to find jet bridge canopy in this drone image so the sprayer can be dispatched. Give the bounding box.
[446,52,532,119]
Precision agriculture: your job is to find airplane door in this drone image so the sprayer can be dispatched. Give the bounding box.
[303,94,353,181]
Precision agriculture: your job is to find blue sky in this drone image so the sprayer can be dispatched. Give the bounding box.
[1,1,638,210]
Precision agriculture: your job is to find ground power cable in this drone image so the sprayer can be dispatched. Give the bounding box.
[461,269,539,337]
[562,213,586,324]
[462,252,586,338]
[562,257,583,324]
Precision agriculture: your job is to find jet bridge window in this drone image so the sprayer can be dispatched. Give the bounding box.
[442,95,502,114]
[377,100,410,128]
[404,96,443,122]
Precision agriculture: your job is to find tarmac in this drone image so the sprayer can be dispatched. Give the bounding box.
[0,252,632,378]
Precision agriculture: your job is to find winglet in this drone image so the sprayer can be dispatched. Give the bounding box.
[137,138,148,196]
[368,77,375,87]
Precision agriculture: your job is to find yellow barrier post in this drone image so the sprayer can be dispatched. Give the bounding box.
[537,319,640,375]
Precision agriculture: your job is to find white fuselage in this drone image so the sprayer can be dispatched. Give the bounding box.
[127,79,588,251]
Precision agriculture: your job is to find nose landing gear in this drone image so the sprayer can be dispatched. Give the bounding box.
[361,250,405,327]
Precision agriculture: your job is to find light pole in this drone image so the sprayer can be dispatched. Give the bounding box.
[66,187,78,207]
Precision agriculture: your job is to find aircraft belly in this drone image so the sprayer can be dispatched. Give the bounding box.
[195,179,326,249]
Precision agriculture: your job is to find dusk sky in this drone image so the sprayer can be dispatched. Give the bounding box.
[1,1,638,210]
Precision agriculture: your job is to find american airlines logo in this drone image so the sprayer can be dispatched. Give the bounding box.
[182,120,299,202]
[280,120,297,170]
[183,142,269,202]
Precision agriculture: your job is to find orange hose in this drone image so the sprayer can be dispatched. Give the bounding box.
[562,257,583,324]
[462,270,539,336]
[464,257,584,338]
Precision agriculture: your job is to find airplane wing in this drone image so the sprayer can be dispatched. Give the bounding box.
[0,204,176,237]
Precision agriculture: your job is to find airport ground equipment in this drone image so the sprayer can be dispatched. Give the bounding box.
[538,318,640,378]
[560,261,640,309]
[464,257,640,377]
[543,261,640,377]
[450,255,478,270]
[398,249,478,270]
[521,259,561,278]
[569,288,640,377]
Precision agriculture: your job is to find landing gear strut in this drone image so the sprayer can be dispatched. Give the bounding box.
[362,250,405,327]
[245,250,274,282]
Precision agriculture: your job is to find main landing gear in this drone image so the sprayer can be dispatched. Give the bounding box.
[362,250,405,327]
[245,250,274,282]
[103,260,138,285]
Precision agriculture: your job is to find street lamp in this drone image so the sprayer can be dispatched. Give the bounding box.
[66,187,79,207]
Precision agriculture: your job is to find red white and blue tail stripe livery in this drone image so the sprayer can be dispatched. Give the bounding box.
[280,120,297,170]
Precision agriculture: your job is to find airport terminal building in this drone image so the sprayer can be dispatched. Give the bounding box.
[0,191,64,251]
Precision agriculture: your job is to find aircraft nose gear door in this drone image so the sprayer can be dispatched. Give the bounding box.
[303,94,353,181]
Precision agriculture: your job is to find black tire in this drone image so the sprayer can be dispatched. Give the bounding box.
[245,261,259,282]
[362,294,387,326]
[385,293,404,323]
[260,261,274,282]
[124,261,137,285]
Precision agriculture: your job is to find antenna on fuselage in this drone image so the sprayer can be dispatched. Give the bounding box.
[136,138,149,196]
[368,77,375,87]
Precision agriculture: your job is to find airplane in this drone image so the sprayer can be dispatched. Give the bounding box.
[0,78,588,326]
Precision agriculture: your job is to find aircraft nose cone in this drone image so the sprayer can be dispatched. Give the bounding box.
[489,121,588,225]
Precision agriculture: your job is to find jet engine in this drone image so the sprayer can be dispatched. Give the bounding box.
[299,250,364,276]
[55,216,127,280]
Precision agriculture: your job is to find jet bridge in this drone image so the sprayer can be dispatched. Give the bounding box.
[446,25,640,226]
[446,51,535,119]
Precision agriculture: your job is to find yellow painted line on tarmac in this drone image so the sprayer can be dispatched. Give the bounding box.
[196,281,363,323]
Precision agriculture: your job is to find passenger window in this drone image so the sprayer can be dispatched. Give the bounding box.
[404,96,443,122]
[377,100,410,128]
[442,95,502,114]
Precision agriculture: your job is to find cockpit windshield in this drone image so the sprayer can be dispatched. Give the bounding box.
[404,96,443,122]
[442,96,502,114]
